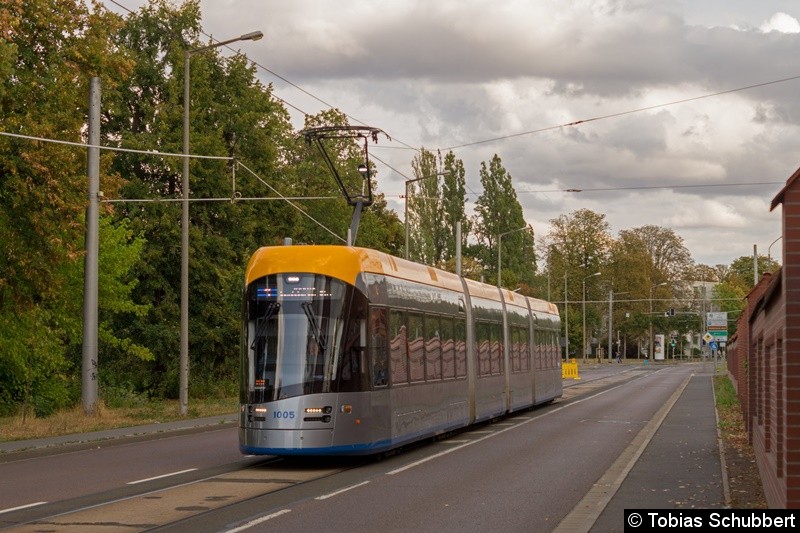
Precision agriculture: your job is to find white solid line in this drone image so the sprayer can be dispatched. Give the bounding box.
[224,509,292,532]
[127,468,198,485]
[315,481,371,500]
[0,502,47,514]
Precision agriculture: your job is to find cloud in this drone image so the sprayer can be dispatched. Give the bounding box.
[760,12,800,33]
[101,0,799,266]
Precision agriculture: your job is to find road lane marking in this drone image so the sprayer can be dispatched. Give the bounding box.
[224,509,292,532]
[0,502,47,514]
[127,468,198,485]
[315,481,370,500]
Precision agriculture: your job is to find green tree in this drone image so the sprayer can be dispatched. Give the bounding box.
[407,148,442,264]
[0,0,138,415]
[726,254,779,291]
[625,225,693,282]
[606,230,653,346]
[104,0,296,397]
[406,149,469,269]
[440,150,470,266]
[540,209,612,357]
[473,154,534,287]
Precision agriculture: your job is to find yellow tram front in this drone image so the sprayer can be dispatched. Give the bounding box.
[239,246,388,455]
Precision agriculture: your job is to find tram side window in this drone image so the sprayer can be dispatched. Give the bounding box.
[521,327,530,372]
[533,330,542,370]
[370,307,388,388]
[510,327,520,373]
[490,323,502,375]
[338,301,369,393]
[441,317,455,380]
[425,315,442,381]
[408,313,425,383]
[545,330,552,368]
[390,310,408,386]
[477,321,491,376]
[455,319,467,378]
[249,305,279,403]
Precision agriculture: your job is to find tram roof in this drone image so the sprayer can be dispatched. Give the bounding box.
[245,245,559,316]
[246,245,462,291]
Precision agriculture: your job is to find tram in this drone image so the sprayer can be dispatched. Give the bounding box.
[239,245,561,456]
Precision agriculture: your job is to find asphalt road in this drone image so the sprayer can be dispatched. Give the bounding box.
[0,364,709,532]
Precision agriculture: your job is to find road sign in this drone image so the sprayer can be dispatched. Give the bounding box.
[706,312,728,342]
[703,332,713,343]
[709,341,719,350]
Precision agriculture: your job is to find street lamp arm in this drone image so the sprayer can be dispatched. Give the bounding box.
[189,31,264,55]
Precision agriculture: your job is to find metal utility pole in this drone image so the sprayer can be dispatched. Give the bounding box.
[456,221,462,276]
[82,77,100,415]
[608,289,613,362]
[753,244,758,285]
[564,272,569,360]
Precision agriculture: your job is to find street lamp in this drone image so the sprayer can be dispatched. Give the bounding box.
[648,282,668,361]
[768,235,782,269]
[181,30,263,416]
[497,225,532,287]
[403,172,444,260]
[582,272,601,361]
[608,290,630,362]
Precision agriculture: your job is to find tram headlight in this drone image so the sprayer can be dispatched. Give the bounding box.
[305,406,332,414]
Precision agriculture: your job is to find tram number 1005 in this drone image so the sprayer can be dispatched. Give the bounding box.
[273,410,296,419]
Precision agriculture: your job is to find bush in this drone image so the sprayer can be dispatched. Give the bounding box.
[0,309,73,417]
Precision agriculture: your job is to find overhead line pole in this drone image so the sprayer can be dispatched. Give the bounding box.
[82,77,101,415]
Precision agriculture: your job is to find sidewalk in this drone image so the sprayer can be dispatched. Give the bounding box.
[555,364,728,532]
[598,369,726,513]
[0,413,238,455]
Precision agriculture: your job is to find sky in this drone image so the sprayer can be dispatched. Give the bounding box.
[102,0,800,267]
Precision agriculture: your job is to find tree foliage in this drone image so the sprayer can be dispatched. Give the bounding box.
[408,148,442,264]
[540,209,612,356]
[2,0,781,416]
[473,154,534,287]
[0,0,143,415]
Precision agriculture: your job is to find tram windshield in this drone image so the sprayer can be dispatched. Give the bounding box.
[242,273,369,403]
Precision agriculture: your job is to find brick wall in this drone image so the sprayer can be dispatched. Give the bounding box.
[730,165,800,508]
